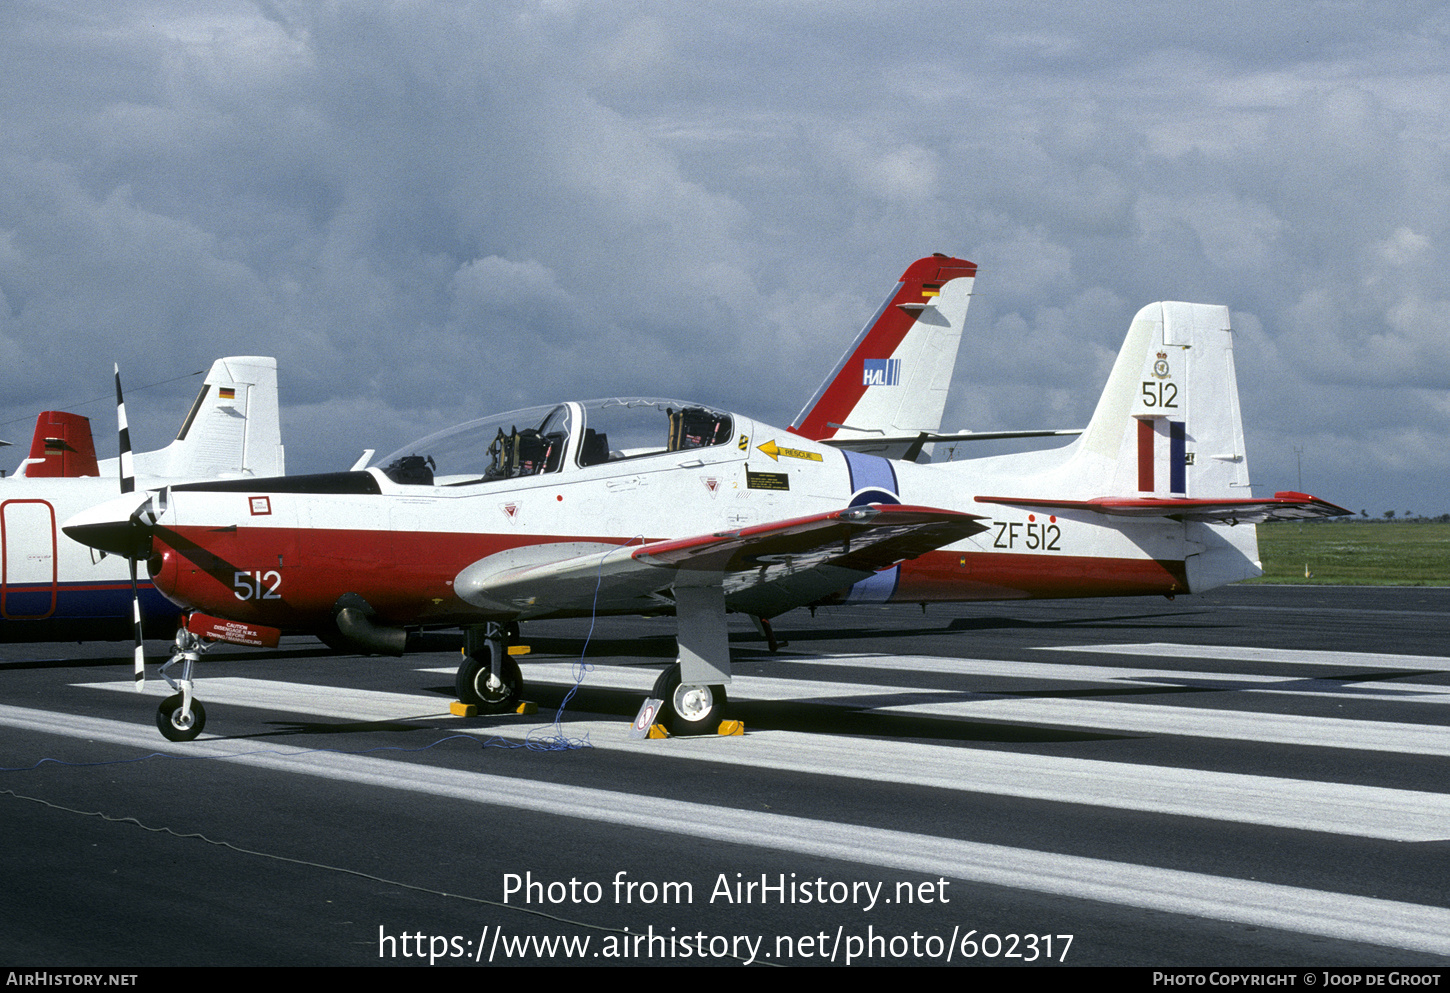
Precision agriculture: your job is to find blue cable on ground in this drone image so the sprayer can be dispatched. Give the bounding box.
[508,536,643,752]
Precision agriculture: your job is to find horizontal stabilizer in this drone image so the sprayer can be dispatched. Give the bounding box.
[823,428,1081,461]
[977,491,1352,525]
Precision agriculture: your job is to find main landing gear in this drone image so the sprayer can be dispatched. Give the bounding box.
[643,578,735,736]
[455,622,523,713]
[651,662,728,735]
[156,628,213,742]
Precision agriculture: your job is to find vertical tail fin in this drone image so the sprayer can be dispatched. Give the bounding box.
[1073,302,1249,500]
[129,356,285,479]
[973,302,1344,593]
[790,254,976,458]
[19,411,100,478]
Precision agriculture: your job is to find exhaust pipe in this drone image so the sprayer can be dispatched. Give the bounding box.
[331,593,407,656]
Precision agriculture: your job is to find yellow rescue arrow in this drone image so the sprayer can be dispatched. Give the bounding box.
[756,439,823,463]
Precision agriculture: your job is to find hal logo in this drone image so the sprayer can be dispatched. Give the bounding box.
[863,358,901,387]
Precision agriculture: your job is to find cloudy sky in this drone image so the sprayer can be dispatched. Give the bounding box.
[2,1,1447,516]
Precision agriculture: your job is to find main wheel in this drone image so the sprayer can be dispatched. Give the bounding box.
[455,651,523,713]
[156,694,206,742]
[651,662,727,736]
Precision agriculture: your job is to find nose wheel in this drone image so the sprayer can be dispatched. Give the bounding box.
[154,627,211,741]
[157,694,206,742]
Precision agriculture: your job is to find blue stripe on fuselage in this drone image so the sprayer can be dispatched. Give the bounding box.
[843,564,900,603]
[842,450,902,602]
[843,449,898,496]
[0,581,179,640]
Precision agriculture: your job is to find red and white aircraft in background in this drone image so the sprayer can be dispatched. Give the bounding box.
[790,254,1077,461]
[1,357,284,641]
[66,261,1348,741]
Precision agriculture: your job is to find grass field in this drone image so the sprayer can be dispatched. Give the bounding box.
[1249,520,1450,586]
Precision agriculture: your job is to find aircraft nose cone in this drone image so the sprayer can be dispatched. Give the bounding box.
[62,494,153,558]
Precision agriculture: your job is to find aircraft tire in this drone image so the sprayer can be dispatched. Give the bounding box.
[456,651,523,714]
[156,694,206,742]
[652,662,727,736]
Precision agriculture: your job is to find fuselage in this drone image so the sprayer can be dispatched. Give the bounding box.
[1,476,178,640]
[116,399,1245,634]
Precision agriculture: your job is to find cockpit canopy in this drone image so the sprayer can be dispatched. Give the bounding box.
[373,398,734,486]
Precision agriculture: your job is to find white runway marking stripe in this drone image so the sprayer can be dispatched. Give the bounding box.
[501,664,1450,757]
[3,702,1449,957]
[75,677,1450,840]
[1046,643,1450,671]
[86,658,1450,756]
[783,653,1450,705]
[887,697,1450,756]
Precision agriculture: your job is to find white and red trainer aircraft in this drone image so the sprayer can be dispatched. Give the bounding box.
[65,267,1348,741]
[2,357,284,642]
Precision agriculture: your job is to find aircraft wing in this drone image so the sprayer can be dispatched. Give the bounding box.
[454,504,988,619]
[976,491,1352,524]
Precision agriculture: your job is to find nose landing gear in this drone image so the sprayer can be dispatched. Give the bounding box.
[155,628,211,742]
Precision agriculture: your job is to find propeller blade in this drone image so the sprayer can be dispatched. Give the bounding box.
[114,364,134,495]
[113,365,145,685]
[128,556,145,690]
